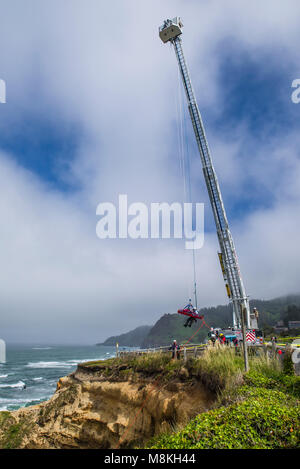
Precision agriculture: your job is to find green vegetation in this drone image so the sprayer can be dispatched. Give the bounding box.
[272,335,300,344]
[141,313,208,348]
[81,353,184,382]
[81,345,297,391]
[281,304,300,326]
[148,385,299,449]
[141,294,300,348]
[0,411,11,427]
[146,348,300,449]
[1,423,23,449]
[253,295,300,329]
[1,346,299,449]
[80,357,116,368]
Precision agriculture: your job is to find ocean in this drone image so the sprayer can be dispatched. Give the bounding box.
[0,344,119,411]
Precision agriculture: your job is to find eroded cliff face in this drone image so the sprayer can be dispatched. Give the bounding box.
[0,363,215,449]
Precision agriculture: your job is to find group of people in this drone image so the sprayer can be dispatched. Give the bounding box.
[169,330,241,360]
[169,333,236,360]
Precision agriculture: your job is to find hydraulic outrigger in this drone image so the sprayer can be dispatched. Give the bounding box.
[159,18,257,331]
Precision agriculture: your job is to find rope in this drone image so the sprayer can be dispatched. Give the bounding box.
[181,320,205,347]
[175,55,191,299]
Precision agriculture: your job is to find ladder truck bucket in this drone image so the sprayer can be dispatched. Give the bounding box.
[159,17,183,43]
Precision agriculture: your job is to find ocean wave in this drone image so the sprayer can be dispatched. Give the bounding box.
[0,374,8,378]
[33,377,44,381]
[66,359,91,364]
[0,380,26,389]
[0,397,32,403]
[26,361,74,369]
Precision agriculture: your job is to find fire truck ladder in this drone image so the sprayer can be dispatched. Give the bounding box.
[159,18,251,328]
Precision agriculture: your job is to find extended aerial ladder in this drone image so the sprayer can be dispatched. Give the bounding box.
[159,18,256,330]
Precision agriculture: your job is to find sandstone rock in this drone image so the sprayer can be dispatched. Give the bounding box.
[0,365,214,449]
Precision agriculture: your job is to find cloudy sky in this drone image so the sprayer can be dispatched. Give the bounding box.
[0,0,299,344]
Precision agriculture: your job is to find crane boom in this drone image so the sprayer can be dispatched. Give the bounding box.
[159,18,254,329]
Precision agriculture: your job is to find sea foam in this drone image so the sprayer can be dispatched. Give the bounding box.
[26,361,74,369]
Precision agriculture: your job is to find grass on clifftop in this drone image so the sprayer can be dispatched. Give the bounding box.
[81,353,185,382]
[146,348,300,449]
[81,346,289,390]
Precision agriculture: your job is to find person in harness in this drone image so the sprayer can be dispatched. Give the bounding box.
[178,299,203,327]
[181,299,197,327]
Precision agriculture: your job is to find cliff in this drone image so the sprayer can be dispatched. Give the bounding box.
[0,356,214,449]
